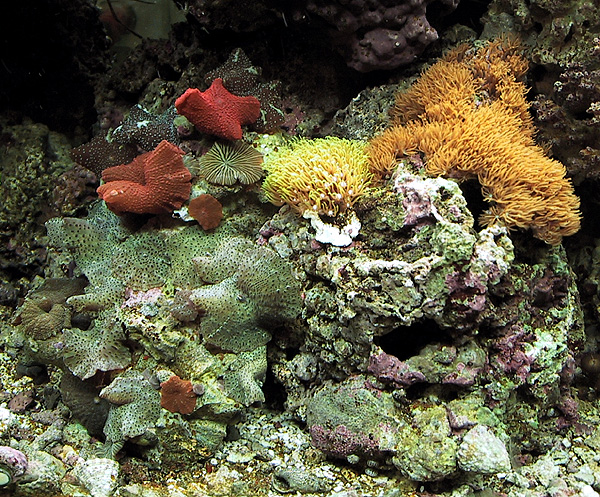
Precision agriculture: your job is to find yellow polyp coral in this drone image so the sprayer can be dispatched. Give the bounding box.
[262,137,372,218]
[366,36,581,245]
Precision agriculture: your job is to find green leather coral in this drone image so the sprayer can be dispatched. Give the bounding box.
[262,137,373,217]
[45,203,174,311]
[188,236,302,353]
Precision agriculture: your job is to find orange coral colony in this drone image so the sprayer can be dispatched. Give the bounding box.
[367,37,581,245]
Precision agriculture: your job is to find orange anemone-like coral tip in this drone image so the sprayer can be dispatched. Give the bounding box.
[160,375,197,415]
[97,140,192,215]
[175,78,261,141]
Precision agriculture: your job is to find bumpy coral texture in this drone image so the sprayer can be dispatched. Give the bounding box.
[45,203,174,311]
[160,375,197,414]
[188,194,223,230]
[97,140,192,215]
[303,0,459,72]
[367,37,581,245]
[175,78,261,141]
[63,310,131,380]
[187,236,302,353]
[100,372,161,457]
[205,48,285,132]
[262,137,373,218]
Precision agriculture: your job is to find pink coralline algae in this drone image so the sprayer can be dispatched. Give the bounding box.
[489,325,534,386]
[305,376,398,462]
[309,424,380,460]
[368,345,486,389]
[367,350,426,388]
[0,446,28,486]
[398,181,435,227]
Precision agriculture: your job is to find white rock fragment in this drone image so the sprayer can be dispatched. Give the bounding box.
[581,485,600,497]
[73,458,119,497]
[304,210,361,247]
[457,425,511,474]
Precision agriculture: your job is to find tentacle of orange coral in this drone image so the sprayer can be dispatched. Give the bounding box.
[391,61,476,124]
[495,81,535,131]
[469,35,528,93]
[373,36,580,244]
[366,124,420,179]
[440,43,471,64]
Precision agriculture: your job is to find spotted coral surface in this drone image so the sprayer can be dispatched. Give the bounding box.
[63,310,131,380]
[188,237,302,353]
[111,105,178,152]
[45,202,129,311]
[100,371,162,457]
[222,346,267,406]
[46,202,173,311]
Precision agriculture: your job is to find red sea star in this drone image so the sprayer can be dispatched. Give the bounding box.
[97,140,192,215]
[175,78,261,140]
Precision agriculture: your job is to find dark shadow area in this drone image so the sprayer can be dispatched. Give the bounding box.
[0,0,110,134]
[377,319,452,361]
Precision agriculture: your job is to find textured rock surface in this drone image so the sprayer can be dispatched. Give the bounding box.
[2,2,600,494]
[457,425,511,474]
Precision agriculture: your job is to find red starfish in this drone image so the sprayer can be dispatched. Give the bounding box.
[175,78,261,140]
[97,140,192,215]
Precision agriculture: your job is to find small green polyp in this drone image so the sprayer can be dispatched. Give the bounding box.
[0,467,12,486]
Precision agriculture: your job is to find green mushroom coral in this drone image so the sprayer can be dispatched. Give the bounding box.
[63,310,131,380]
[99,371,161,458]
[188,236,302,353]
[45,202,173,311]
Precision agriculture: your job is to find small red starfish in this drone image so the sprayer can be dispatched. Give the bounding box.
[175,78,261,140]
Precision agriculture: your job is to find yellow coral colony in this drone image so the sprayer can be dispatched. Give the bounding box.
[367,37,581,245]
[262,137,372,218]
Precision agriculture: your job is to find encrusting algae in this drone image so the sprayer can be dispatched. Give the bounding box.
[367,37,581,245]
